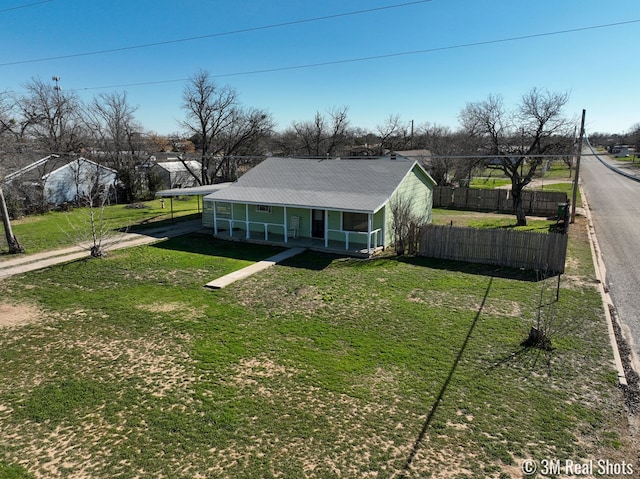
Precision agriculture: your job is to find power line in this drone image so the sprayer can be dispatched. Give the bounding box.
[208,18,640,78]
[0,0,433,67]
[71,18,640,92]
[0,0,51,14]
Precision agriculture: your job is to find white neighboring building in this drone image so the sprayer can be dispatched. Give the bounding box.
[150,160,201,189]
[43,158,118,205]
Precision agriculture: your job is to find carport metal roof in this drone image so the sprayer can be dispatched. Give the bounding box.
[154,183,232,197]
[155,183,233,220]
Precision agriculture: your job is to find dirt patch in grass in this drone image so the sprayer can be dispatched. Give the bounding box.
[63,329,196,399]
[0,321,197,479]
[407,289,521,317]
[0,301,42,328]
[136,301,206,320]
[234,281,328,317]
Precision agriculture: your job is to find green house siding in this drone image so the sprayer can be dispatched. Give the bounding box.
[373,209,386,246]
[286,207,310,237]
[203,161,434,253]
[202,200,214,228]
[384,165,434,246]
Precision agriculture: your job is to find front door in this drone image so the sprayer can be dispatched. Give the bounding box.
[311,209,325,239]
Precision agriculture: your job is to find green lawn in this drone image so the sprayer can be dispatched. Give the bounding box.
[469,178,511,189]
[531,182,581,206]
[432,208,555,233]
[475,161,574,181]
[1,197,202,256]
[0,219,633,478]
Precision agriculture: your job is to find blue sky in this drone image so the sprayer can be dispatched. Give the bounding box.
[1,0,638,136]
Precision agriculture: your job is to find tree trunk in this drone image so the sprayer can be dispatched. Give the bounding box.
[0,186,25,254]
[511,184,527,226]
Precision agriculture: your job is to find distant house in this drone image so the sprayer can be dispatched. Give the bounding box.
[3,155,118,206]
[203,156,436,255]
[611,145,634,158]
[150,160,201,189]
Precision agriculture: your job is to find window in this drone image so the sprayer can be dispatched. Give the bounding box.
[256,205,272,213]
[215,202,232,218]
[343,212,368,232]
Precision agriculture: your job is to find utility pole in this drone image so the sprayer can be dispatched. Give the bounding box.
[52,76,61,151]
[410,120,414,149]
[571,109,586,224]
[0,186,24,254]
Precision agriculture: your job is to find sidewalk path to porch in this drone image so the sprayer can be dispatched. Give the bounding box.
[204,247,306,289]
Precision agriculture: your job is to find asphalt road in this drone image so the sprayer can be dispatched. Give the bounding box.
[580,150,640,364]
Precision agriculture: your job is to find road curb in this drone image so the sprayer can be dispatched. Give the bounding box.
[580,183,629,386]
[586,142,640,183]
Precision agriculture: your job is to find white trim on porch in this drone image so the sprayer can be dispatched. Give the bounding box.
[210,200,385,254]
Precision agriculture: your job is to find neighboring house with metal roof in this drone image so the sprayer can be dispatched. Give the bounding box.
[203,156,436,255]
[3,155,118,207]
[42,158,118,205]
[150,160,201,189]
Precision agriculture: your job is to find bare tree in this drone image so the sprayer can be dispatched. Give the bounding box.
[459,88,573,226]
[214,107,274,180]
[376,114,411,154]
[412,123,480,185]
[180,70,237,184]
[290,107,351,157]
[63,160,118,258]
[324,106,350,156]
[292,112,325,156]
[389,196,428,256]
[84,92,145,201]
[0,92,16,139]
[0,91,32,155]
[16,77,84,153]
[270,127,299,156]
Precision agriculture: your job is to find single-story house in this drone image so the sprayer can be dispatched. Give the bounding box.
[42,158,118,205]
[150,160,201,189]
[3,155,118,206]
[203,156,436,254]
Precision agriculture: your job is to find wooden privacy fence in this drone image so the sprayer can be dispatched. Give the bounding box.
[433,187,568,216]
[419,225,568,273]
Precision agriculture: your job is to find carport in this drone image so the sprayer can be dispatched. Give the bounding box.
[155,183,232,221]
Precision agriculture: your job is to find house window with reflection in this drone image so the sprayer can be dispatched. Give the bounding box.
[343,212,368,232]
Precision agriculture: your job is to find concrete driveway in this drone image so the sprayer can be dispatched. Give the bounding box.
[0,219,205,279]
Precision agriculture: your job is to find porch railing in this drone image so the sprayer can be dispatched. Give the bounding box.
[214,218,285,241]
[328,228,382,251]
[214,219,382,253]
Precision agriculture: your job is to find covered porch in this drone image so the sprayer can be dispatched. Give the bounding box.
[208,202,386,256]
[211,226,384,257]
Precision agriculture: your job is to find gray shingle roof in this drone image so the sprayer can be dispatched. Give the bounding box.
[205,157,429,213]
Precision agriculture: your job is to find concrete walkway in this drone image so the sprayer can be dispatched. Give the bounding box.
[205,247,306,289]
[0,219,204,279]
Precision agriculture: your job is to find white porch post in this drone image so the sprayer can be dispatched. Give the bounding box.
[324,210,328,248]
[284,206,288,243]
[381,207,386,249]
[367,213,372,254]
[245,204,249,239]
[213,201,218,235]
